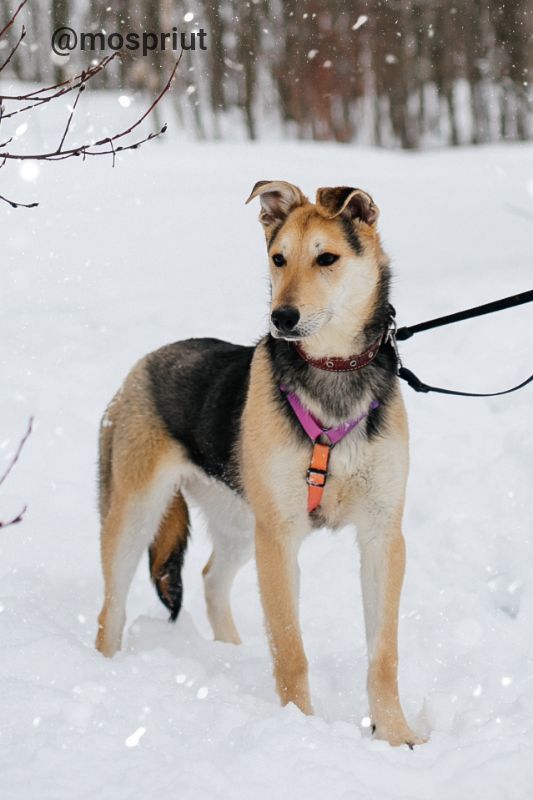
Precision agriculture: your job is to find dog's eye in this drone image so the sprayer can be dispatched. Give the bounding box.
[272,253,286,267]
[316,252,339,267]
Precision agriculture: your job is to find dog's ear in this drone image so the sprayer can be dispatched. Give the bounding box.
[245,180,307,228]
[315,186,379,226]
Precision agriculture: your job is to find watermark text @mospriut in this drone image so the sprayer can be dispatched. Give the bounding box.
[51,27,208,57]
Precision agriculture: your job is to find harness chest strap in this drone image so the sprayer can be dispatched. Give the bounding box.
[280,386,380,513]
[307,442,331,514]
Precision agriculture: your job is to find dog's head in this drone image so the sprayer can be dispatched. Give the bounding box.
[246,180,388,354]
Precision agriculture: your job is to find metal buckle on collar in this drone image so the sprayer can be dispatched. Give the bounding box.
[306,467,327,488]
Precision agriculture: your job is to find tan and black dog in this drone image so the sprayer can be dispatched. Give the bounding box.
[95,180,423,747]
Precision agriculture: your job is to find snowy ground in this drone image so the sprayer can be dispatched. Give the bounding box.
[1,92,533,799]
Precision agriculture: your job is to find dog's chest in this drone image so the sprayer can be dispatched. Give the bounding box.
[315,435,373,526]
[268,430,375,529]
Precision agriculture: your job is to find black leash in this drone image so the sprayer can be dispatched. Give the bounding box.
[396,289,533,341]
[388,290,533,398]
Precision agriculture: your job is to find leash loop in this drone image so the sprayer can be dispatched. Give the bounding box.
[388,289,533,398]
[386,314,403,368]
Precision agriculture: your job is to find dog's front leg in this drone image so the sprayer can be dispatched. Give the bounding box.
[255,522,312,715]
[357,509,424,747]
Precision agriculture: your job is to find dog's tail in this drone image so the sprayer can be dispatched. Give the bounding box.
[149,491,190,621]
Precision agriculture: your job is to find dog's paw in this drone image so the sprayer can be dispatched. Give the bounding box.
[372,721,427,749]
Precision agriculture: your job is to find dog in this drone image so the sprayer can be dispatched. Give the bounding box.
[95,180,423,747]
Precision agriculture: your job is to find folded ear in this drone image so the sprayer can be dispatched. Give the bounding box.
[315,186,379,226]
[245,180,307,228]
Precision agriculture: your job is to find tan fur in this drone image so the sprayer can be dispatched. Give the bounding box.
[96,360,181,657]
[264,204,386,359]
[99,360,172,497]
[240,342,422,745]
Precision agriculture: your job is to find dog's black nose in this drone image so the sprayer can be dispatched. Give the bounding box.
[271,305,300,334]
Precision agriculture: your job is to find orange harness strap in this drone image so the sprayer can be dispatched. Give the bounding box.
[306,442,331,513]
[281,384,380,515]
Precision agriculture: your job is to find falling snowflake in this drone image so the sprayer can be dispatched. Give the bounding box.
[125,726,146,747]
[352,15,368,31]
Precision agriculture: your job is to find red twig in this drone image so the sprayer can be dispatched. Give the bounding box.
[3,51,116,103]
[0,23,25,73]
[0,0,27,39]
[99,54,181,147]
[0,55,117,118]
[56,82,85,153]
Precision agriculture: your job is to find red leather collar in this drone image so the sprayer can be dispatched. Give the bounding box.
[294,334,383,372]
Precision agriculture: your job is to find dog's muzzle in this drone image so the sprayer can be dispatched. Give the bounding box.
[271,305,300,337]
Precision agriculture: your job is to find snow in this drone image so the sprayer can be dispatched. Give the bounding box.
[1,93,533,799]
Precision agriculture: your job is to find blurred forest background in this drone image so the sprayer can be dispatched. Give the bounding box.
[2,0,532,148]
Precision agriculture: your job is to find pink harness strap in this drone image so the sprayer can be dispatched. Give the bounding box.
[281,385,379,445]
[280,385,380,512]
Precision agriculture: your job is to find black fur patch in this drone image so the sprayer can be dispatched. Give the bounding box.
[267,219,286,250]
[339,215,362,255]
[147,339,254,490]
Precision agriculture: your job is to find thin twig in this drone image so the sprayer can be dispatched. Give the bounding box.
[96,53,182,147]
[0,504,27,529]
[0,54,116,102]
[0,417,33,488]
[0,56,116,119]
[0,193,39,207]
[56,83,85,153]
[0,24,25,73]
[0,0,27,39]
[0,417,32,528]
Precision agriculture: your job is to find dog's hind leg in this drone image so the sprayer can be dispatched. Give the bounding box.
[202,528,253,644]
[96,457,180,657]
[95,360,184,657]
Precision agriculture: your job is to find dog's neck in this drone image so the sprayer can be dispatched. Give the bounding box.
[266,289,396,428]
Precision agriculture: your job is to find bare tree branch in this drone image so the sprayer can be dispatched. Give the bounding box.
[0,2,181,207]
[0,55,181,163]
[0,55,117,117]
